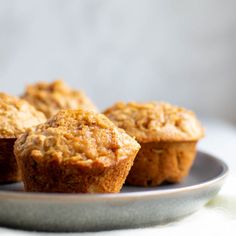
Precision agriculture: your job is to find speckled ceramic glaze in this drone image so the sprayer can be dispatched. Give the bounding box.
[0,151,228,232]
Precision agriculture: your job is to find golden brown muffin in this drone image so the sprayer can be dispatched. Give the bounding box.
[14,109,140,193]
[0,93,46,183]
[21,80,97,118]
[104,102,204,187]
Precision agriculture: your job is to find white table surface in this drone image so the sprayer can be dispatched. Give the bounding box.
[0,119,236,236]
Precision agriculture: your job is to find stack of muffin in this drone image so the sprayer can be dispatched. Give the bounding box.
[0,80,204,193]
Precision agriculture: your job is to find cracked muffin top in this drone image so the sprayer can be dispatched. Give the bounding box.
[0,93,46,139]
[14,109,140,168]
[21,80,97,118]
[103,102,204,143]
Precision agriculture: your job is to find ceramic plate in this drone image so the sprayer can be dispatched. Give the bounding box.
[0,151,228,232]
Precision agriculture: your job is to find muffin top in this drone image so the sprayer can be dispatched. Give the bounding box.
[21,80,97,118]
[0,93,46,139]
[14,109,140,168]
[104,102,204,143]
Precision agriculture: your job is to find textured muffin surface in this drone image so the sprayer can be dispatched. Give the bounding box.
[0,92,46,182]
[0,93,46,138]
[104,102,204,143]
[15,109,140,168]
[22,80,97,118]
[14,109,140,192]
[104,101,204,187]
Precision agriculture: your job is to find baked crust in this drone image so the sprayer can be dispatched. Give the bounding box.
[0,93,46,139]
[14,109,140,193]
[16,153,136,193]
[104,101,203,187]
[22,80,97,118]
[0,138,21,182]
[125,141,197,186]
[104,102,204,143]
[0,93,46,183]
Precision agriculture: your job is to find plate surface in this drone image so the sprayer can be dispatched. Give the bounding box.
[0,151,228,232]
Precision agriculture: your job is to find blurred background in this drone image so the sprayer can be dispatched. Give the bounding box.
[0,0,236,124]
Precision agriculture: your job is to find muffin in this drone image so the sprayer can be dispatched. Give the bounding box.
[21,80,97,118]
[0,93,46,183]
[14,109,140,193]
[104,102,204,187]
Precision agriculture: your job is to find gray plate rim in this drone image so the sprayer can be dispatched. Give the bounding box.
[0,151,229,202]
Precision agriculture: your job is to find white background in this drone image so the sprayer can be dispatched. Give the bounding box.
[0,0,236,123]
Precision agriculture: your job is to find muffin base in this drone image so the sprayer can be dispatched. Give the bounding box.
[0,138,21,183]
[17,153,137,193]
[126,141,197,187]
